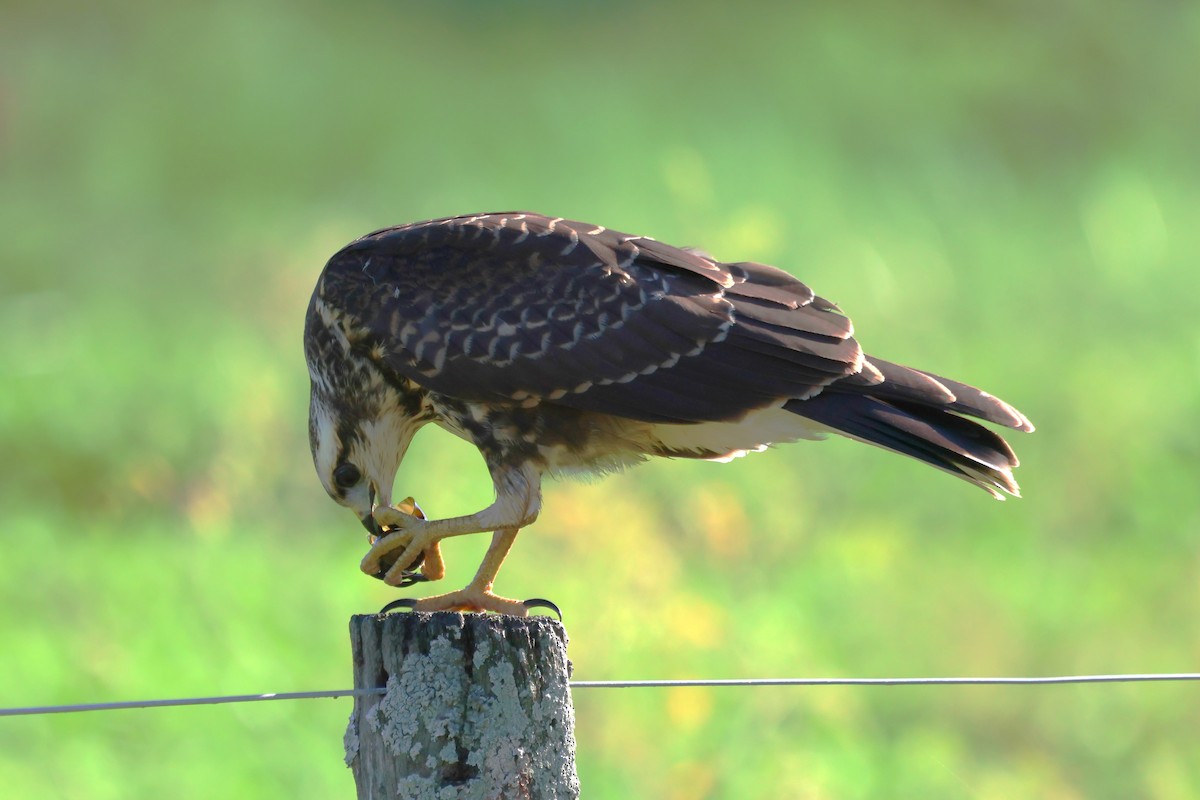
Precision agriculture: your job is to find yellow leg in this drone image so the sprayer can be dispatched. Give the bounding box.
[409,528,528,616]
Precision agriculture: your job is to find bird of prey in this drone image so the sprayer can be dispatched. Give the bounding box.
[305,212,1033,615]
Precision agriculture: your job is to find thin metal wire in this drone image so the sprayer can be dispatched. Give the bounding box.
[570,674,1200,688]
[3,673,1199,717]
[0,689,385,718]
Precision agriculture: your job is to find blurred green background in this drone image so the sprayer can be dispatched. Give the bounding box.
[3,0,1199,797]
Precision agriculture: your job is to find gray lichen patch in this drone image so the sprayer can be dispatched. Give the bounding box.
[344,711,360,767]
[368,635,471,761]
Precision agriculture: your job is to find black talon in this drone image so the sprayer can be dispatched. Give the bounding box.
[376,571,429,588]
[379,598,418,614]
[523,598,563,621]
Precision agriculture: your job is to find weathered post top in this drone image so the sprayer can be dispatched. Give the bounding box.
[346,612,579,800]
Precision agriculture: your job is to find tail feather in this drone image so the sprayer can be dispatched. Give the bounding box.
[786,392,1022,498]
[843,358,1034,433]
[839,357,956,405]
[909,365,1035,433]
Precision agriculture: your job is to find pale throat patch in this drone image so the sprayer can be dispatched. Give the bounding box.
[354,410,423,507]
[311,388,426,507]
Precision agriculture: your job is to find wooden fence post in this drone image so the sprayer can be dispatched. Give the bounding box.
[345,612,579,799]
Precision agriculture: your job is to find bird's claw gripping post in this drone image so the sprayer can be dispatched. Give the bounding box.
[379,596,562,621]
[378,597,418,614]
[521,598,564,621]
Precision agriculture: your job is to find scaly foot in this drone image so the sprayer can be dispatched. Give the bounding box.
[392,586,530,616]
[376,587,559,618]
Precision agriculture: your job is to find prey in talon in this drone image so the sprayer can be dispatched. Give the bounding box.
[364,497,445,586]
[305,213,1033,617]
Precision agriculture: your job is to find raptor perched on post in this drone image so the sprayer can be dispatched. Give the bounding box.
[305,212,1033,615]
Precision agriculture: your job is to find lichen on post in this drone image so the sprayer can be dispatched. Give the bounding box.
[347,612,579,800]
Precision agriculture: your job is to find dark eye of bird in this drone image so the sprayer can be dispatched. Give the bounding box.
[333,463,362,490]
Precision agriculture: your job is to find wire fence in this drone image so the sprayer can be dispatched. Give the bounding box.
[4,673,1199,718]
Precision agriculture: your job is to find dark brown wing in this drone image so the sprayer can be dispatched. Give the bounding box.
[313,212,864,424]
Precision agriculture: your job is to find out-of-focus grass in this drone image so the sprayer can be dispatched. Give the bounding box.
[2,1,1199,797]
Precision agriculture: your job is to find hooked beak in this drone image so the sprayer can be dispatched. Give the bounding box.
[358,483,381,537]
[360,512,383,538]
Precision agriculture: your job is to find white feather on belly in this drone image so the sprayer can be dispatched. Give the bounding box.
[648,403,828,462]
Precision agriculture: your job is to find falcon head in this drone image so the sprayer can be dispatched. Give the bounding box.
[305,299,423,538]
